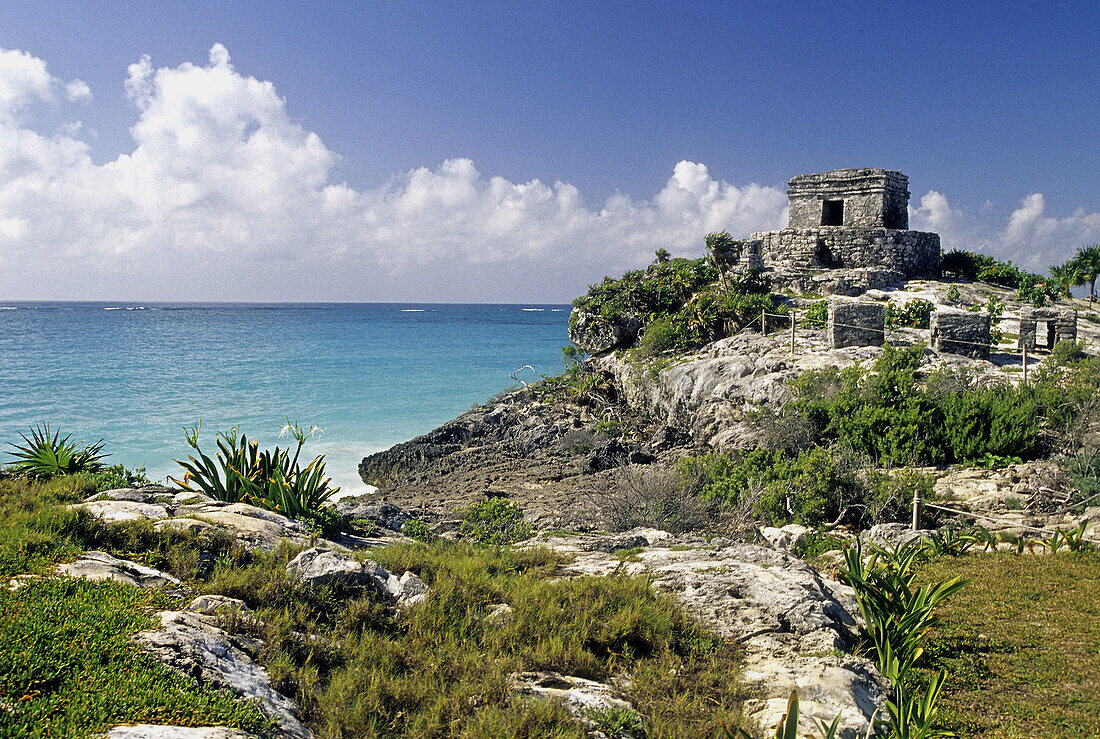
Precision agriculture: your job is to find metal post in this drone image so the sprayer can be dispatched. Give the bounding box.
[912,487,923,531]
[791,310,796,354]
[1022,346,1028,385]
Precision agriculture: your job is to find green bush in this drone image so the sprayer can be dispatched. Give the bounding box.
[7,425,107,480]
[790,344,1041,465]
[571,257,718,328]
[678,447,864,527]
[457,498,534,545]
[802,300,829,328]
[886,299,934,329]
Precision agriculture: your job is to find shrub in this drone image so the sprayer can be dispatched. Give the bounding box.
[789,344,1042,465]
[595,466,719,534]
[171,420,339,522]
[886,299,934,329]
[940,249,996,280]
[457,498,534,545]
[7,425,107,480]
[802,300,829,328]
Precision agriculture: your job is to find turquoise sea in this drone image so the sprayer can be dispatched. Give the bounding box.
[0,302,570,496]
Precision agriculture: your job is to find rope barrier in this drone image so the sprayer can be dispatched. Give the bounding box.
[920,501,1100,545]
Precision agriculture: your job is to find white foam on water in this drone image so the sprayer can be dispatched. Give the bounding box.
[522,308,544,311]
[401,309,426,312]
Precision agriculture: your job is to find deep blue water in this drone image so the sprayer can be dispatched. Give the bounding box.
[0,302,570,495]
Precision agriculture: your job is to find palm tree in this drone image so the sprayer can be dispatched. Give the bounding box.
[1050,260,1084,298]
[1073,244,1100,304]
[704,231,739,295]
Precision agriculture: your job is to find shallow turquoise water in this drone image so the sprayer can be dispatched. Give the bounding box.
[0,302,570,494]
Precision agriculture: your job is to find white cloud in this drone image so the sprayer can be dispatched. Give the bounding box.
[0,44,790,300]
[64,79,91,103]
[2,44,1095,301]
[911,190,1100,271]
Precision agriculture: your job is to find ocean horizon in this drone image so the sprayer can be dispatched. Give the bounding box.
[0,301,572,497]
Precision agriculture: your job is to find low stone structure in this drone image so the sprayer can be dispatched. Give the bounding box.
[931,311,991,359]
[828,302,886,348]
[1018,307,1077,352]
[788,168,910,229]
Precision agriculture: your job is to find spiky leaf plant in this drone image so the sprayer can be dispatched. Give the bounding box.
[7,425,107,479]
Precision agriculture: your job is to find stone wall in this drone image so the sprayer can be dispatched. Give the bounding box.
[1018,308,1077,352]
[829,302,886,348]
[788,169,909,229]
[752,228,940,279]
[931,311,990,359]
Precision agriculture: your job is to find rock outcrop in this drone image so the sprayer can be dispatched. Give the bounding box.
[568,309,642,355]
[55,551,181,589]
[134,608,312,738]
[524,529,887,736]
[286,547,429,608]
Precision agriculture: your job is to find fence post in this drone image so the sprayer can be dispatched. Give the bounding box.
[912,487,923,531]
[791,310,796,354]
[1022,345,1028,385]
[761,312,766,336]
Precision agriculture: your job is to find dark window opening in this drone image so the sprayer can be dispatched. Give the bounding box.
[821,199,844,226]
[1043,321,1056,350]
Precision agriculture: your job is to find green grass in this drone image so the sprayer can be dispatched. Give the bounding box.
[916,550,1100,738]
[0,578,271,737]
[0,475,748,738]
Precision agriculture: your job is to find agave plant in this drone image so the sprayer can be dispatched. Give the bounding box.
[7,424,107,479]
[171,419,338,519]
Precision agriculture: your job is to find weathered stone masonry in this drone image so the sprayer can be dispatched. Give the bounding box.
[829,302,886,349]
[727,169,941,282]
[932,311,991,360]
[1018,307,1077,352]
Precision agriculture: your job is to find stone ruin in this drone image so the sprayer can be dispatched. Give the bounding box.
[724,169,941,295]
[1018,307,1077,353]
[931,311,991,359]
[829,302,886,349]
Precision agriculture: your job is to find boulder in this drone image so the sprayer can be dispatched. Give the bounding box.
[187,594,250,616]
[286,547,389,594]
[55,551,180,589]
[568,309,642,355]
[583,439,653,474]
[336,500,411,532]
[760,524,810,551]
[385,571,429,608]
[286,547,429,608]
[134,610,311,738]
[73,500,170,524]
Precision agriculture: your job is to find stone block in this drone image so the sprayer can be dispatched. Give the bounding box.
[828,302,886,348]
[931,311,990,359]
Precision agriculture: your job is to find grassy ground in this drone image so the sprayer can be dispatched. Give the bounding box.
[0,475,747,738]
[917,550,1100,738]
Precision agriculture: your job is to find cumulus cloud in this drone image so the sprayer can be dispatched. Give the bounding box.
[0,44,791,301]
[4,44,1094,302]
[911,190,1100,271]
[64,79,91,103]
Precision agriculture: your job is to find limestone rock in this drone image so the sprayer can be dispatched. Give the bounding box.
[286,547,428,608]
[568,309,642,355]
[187,594,251,616]
[105,727,255,739]
[336,500,411,532]
[860,523,931,549]
[523,531,886,736]
[509,670,632,716]
[74,499,170,524]
[286,547,388,593]
[134,611,311,738]
[760,524,810,551]
[385,571,429,608]
[55,551,180,589]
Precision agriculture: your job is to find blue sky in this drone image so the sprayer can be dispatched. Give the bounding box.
[0,1,1097,302]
